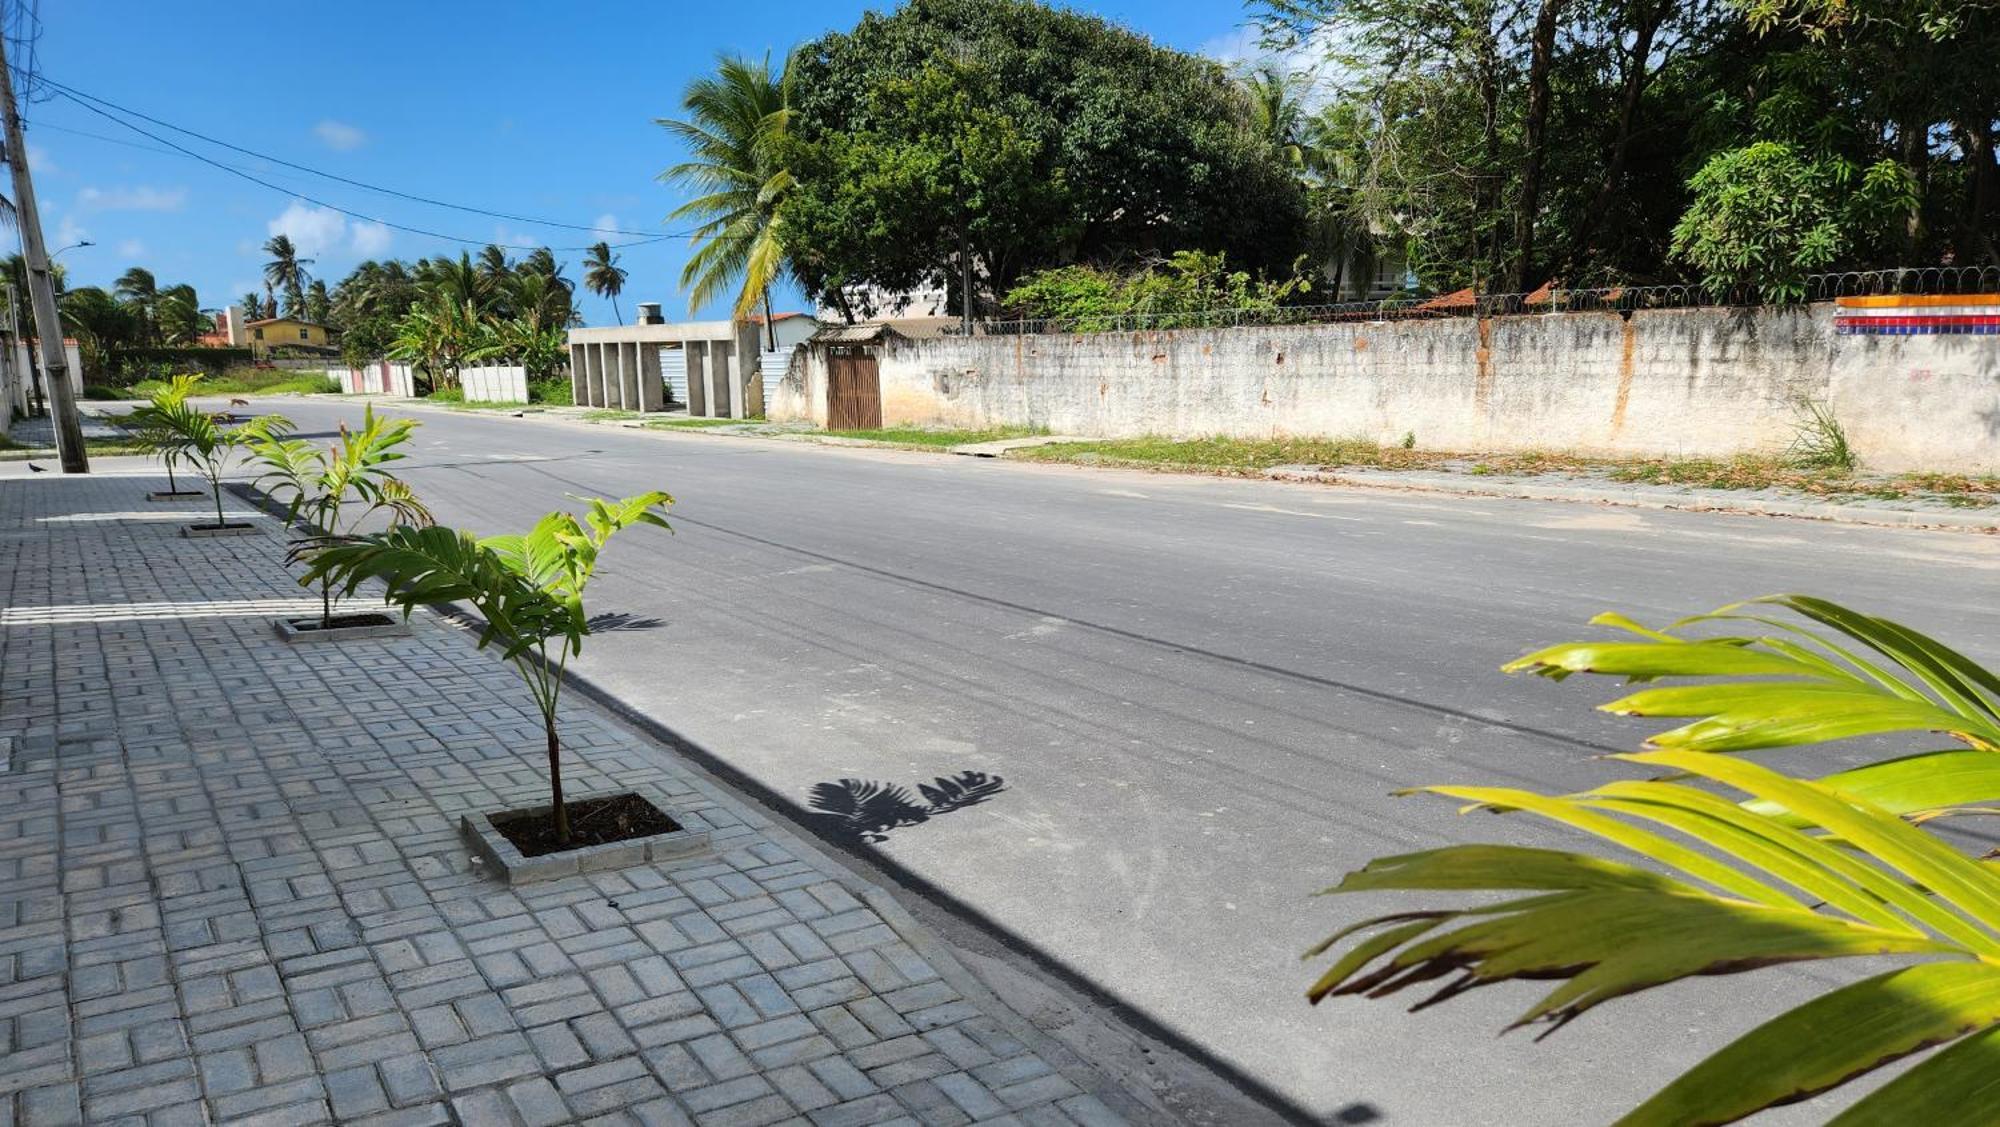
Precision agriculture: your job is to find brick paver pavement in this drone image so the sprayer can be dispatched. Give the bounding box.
[0,476,1129,1127]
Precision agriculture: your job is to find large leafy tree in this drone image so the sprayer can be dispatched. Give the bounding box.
[1308,595,2000,1122]
[659,51,794,344]
[782,0,1306,317]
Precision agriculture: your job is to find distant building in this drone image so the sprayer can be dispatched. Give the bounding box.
[244,316,335,356]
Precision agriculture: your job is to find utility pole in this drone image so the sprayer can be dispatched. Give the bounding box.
[0,34,86,471]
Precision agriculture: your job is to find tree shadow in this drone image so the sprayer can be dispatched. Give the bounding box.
[586,611,667,633]
[806,770,1005,843]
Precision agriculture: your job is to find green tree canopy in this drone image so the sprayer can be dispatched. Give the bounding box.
[781,0,1306,318]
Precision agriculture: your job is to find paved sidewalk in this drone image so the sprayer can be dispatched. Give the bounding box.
[0,476,1130,1126]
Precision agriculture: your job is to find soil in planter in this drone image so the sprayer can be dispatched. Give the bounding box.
[187,521,257,531]
[287,613,400,631]
[491,793,682,857]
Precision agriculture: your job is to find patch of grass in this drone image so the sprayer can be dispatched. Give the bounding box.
[1011,434,1427,474]
[1608,455,1802,491]
[646,417,752,429]
[826,425,1046,448]
[426,386,464,404]
[448,400,541,411]
[132,367,339,398]
[0,434,148,461]
[583,408,642,422]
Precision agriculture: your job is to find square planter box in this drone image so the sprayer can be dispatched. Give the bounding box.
[462,792,710,885]
[147,490,208,502]
[179,521,260,539]
[273,613,412,644]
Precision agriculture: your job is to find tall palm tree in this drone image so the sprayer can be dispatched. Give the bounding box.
[239,291,267,320]
[520,247,561,278]
[582,241,628,326]
[657,51,793,347]
[304,279,332,326]
[114,267,160,343]
[1243,63,1310,170]
[156,283,206,344]
[262,234,314,318]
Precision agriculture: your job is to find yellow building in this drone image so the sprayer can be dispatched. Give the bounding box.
[245,316,335,356]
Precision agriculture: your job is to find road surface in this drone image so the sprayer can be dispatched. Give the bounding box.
[244,400,2000,1124]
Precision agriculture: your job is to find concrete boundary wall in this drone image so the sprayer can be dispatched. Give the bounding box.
[770,304,2000,472]
[460,364,529,404]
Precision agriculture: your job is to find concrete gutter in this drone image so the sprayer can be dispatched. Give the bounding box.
[1265,465,2000,533]
[949,435,1088,458]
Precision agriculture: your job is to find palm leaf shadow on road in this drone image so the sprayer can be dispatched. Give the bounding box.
[806,770,1005,843]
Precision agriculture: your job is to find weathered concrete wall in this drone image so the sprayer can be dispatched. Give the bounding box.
[770,304,2000,471]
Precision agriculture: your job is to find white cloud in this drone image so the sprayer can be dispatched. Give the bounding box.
[77,185,187,212]
[314,120,367,151]
[591,213,621,240]
[350,221,392,256]
[117,239,145,258]
[493,225,541,250]
[27,145,55,174]
[55,215,87,246]
[268,200,348,259]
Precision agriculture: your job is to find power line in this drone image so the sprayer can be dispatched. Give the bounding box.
[47,88,681,254]
[41,77,671,238]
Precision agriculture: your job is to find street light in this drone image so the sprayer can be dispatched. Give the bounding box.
[50,239,91,258]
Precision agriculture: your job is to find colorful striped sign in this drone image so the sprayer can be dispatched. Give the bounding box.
[1834,294,2000,335]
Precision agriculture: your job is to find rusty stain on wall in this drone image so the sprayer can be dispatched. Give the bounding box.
[1474,318,1494,412]
[1609,318,1637,435]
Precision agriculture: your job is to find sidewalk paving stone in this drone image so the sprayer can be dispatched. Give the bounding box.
[0,475,1127,1125]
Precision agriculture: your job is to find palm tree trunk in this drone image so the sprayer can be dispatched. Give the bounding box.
[612,296,623,326]
[762,288,777,351]
[321,575,334,630]
[211,470,225,529]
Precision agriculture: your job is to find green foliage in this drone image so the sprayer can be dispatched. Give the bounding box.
[247,406,431,628]
[132,380,292,528]
[1254,0,2000,293]
[80,385,122,401]
[1311,595,2000,1122]
[299,493,673,845]
[1003,251,1310,329]
[659,52,795,323]
[109,347,255,384]
[528,377,573,406]
[1786,398,1858,471]
[782,0,1305,317]
[130,367,335,398]
[1670,142,1916,300]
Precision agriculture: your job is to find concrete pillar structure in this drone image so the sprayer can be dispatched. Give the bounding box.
[714,342,742,418]
[586,344,609,407]
[734,320,763,420]
[685,343,709,417]
[618,342,641,410]
[570,344,590,405]
[638,344,664,411]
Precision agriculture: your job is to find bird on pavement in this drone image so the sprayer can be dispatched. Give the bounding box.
[26,462,46,473]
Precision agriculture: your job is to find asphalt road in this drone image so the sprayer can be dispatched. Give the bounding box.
[241,400,2000,1124]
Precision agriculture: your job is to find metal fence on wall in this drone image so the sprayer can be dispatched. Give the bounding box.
[946,266,2000,337]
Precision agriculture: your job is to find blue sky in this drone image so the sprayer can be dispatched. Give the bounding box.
[26,1,1263,326]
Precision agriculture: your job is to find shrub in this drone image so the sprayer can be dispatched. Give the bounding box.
[529,377,573,406]
[81,385,123,401]
[427,386,465,403]
[1004,250,1311,330]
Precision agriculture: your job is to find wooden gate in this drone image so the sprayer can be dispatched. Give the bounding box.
[826,347,881,430]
